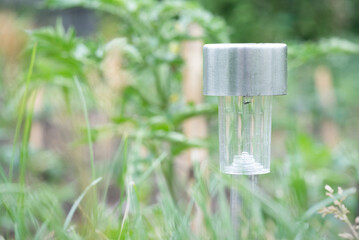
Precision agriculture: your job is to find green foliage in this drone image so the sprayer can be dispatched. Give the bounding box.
[29,20,88,82]
[1,0,359,239]
[194,0,359,42]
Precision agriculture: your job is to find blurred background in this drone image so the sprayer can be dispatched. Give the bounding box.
[1,0,359,239]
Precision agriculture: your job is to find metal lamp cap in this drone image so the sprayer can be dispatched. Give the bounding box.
[203,43,287,96]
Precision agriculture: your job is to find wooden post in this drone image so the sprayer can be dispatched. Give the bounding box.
[314,65,340,148]
[176,23,208,235]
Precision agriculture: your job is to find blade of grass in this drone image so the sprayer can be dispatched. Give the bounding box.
[135,153,167,185]
[14,224,20,240]
[102,136,127,205]
[217,172,296,235]
[2,200,16,222]
[74,76,100,229]
[155,167,191,239]
[34,222,48,240]
[19,90,37,184]
[0,166,7,182]
[118,178,133,240]
[0,183,24,194]
[9,42,37,182]
[63,177,102,230]
[74,76,95,180]
[16,89,38,239]
[192,164,216,238]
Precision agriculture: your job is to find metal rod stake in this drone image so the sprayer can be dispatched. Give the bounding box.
[230,175,257,239]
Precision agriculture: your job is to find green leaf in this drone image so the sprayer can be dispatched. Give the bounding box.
[172,104,218,126]
[63,177,102,230]
[148,130,207,148]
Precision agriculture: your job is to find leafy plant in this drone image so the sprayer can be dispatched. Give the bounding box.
[1,0,359,239]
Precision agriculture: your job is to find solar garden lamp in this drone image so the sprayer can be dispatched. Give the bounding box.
[203,43,287,236]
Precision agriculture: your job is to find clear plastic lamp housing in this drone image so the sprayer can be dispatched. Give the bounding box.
[203,43,287,176]
[219,96,272,175]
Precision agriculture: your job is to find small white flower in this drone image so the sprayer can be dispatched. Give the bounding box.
[338,187,343,195]
[325,185,334,193]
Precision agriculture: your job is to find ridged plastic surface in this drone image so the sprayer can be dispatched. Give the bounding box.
[219,96,272,175]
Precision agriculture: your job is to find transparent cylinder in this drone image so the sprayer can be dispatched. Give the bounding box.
[218,96,273,175]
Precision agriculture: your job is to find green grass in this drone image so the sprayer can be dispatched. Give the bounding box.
[9,43,37,183]
[1,0,359,239]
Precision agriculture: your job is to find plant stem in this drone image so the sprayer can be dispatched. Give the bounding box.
[154,68,168,109]
[9,43,37,182]
[344,216,359,239]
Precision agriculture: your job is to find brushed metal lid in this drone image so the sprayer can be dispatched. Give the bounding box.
[203,43,287,96]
